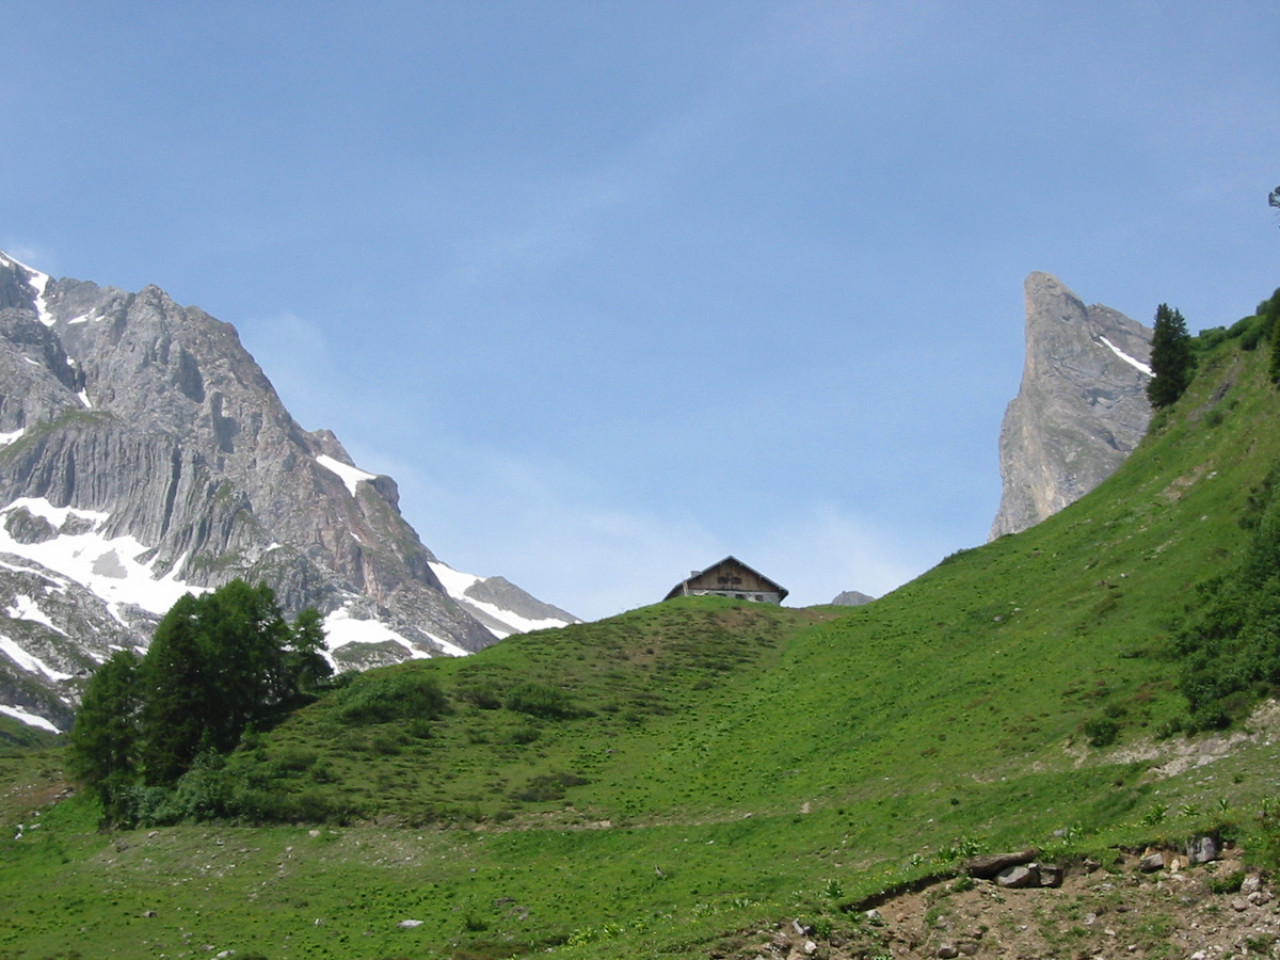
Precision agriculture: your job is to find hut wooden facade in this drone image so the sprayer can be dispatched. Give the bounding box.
[663,556,788,605]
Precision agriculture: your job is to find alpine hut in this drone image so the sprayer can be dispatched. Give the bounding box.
[663,556,788,605]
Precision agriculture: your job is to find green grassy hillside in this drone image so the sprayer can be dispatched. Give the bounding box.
[3,305,1279,960]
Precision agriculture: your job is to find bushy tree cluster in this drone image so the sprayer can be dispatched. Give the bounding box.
[68,580,330,820]
[1261,289,1280,385]
[1147,303,1195,408]
[1173,466,1280,730]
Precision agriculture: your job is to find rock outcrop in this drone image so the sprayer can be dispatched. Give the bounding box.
[990,273,1153,540]
[0,252,573,731]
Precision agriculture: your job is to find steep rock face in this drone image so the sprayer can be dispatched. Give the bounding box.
[0,252,572,729]
[990,273,1153,540]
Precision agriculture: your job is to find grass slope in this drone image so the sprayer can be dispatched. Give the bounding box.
[3,320,1279,960]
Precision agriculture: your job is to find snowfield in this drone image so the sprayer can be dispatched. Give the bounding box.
[0,498,201,621]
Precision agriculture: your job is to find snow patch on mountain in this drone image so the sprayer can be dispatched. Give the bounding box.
[0,251,53,325]
[428,561,483,598]
[315,454,377,496]
[0,498,201,620]
[322,603,426,660]
[1098,335,1153,377]
[0,704,60,734]
[428,560,578,640]
[0,632,73,682]
[7,594,60,632]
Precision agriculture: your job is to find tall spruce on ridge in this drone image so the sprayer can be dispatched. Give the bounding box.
[1147,303,1195,408]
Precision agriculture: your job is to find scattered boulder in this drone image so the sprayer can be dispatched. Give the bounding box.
[1036,863,1063,888]
[995,864,1040,889]
[397,919,424,929]
[1139,851,1165,872]
[962,848,1039,879]
[1185,834,1219,865]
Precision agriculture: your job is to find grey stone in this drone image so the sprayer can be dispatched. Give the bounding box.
[962,848,1040,879]
[990,273,1152,540]
[1185,834,1219,865]
[936,945,959,959]
[1139,852,1165,872]
[996,864,1040,888]
[1037,863,1063,887]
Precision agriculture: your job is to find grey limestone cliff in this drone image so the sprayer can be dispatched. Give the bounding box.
[990,273,1153,540]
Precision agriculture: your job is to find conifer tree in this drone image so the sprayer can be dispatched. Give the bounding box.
[1147,303,1195,408]
[70,580,330,800]
[67,649,142,816]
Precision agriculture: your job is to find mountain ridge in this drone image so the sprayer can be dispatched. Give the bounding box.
[0,251,574,731]
[3,276,1279,960]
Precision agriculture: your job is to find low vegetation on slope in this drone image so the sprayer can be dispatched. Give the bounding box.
[2,289,1279,959]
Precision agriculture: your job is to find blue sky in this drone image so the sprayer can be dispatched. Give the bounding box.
[3,2,1277,620]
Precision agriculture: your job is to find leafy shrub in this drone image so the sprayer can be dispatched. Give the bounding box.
[1258,797,1280,870]
[371,732,405,755]
[1241,314,1270,351]
[1172,464,1280,728]
[335,668,448,725]
[1083,716,1120,748]
[512,771,588,803]
[1208,869,1245,894]
[271,747,318,773]
[505,722,540,745]
[1141,803,1168,826]
[456,682,503,710]
[406,718,435,740]
[505,682,578,720]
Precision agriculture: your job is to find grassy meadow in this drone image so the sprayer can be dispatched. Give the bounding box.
[3,307,1280,959]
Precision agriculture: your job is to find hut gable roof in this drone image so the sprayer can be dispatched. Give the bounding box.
[663,555,789,602]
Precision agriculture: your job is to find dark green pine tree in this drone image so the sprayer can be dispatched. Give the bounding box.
[70,580,328,803]
[136,579,321,785]
[139,593,212,785]
[286,606,332,695]
[1146,303,1195,408]
[67,649,142,816]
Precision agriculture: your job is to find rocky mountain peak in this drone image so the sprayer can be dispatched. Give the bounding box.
[990,273,1153,540]
[0,252,575,732]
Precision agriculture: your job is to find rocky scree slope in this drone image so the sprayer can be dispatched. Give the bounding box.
[991,272,1153,540]
[0,252,571,732]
